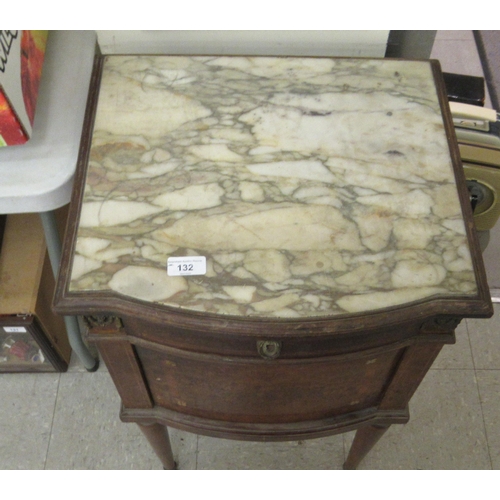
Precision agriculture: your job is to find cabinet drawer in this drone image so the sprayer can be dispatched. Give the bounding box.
[123,315,421,359]
[134,342,402,424]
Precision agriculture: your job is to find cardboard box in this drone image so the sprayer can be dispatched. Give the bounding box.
[0,30,48,147]
[0,212,71,372]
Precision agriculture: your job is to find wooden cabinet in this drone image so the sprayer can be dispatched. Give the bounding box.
[55,54,493,469]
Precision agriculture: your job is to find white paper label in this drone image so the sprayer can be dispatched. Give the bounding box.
[3,326,27,333]
[167,256,206,276]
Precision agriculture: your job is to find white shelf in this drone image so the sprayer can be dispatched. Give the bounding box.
[0,31,96,213]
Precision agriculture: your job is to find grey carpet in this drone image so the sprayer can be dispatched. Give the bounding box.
[474,31,500,110]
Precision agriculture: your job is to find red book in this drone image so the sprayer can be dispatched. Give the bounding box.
[0,30,48,147]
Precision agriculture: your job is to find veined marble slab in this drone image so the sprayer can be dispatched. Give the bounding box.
[70,55,477,317]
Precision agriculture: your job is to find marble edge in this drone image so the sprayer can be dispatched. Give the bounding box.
[53,287,490,330]
[430,57,493,315]
[54,51,105,315]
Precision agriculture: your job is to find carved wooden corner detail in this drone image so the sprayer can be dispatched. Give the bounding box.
[83,315,124,333]
[420,315,462,334]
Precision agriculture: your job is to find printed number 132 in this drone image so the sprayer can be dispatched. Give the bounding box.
[178,264,193,272]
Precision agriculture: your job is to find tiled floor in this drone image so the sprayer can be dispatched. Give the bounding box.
[1,31,500,470]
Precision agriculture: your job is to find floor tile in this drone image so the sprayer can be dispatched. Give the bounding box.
[467,304,500,369]
[431,32,486,77]
[433,320,474,369]
[435,31,476,42]
[347,369,491,469]
[476,370,500,469]
[0,373,59,469]
[196,434,345,470]
[45,371,196,469]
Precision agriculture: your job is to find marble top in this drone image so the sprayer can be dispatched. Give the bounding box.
[69,55,477,318]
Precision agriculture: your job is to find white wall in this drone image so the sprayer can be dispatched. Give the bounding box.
[96,30,389,57]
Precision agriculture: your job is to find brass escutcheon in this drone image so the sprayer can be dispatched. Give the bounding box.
[257,340,282,360]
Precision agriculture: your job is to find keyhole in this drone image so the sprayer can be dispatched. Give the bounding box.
[257,340,282,360]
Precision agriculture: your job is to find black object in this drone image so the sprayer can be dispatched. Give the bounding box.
[443,72,485,107]
[467,180,485,213]
[0,214,6,256]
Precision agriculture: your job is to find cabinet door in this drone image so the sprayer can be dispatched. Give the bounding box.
[135,343,402,424]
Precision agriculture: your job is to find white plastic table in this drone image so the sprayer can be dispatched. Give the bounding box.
[0,31,98,370]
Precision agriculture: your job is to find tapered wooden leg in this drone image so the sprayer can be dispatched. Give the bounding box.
[343,424,390,470]
[138,423,176,469]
